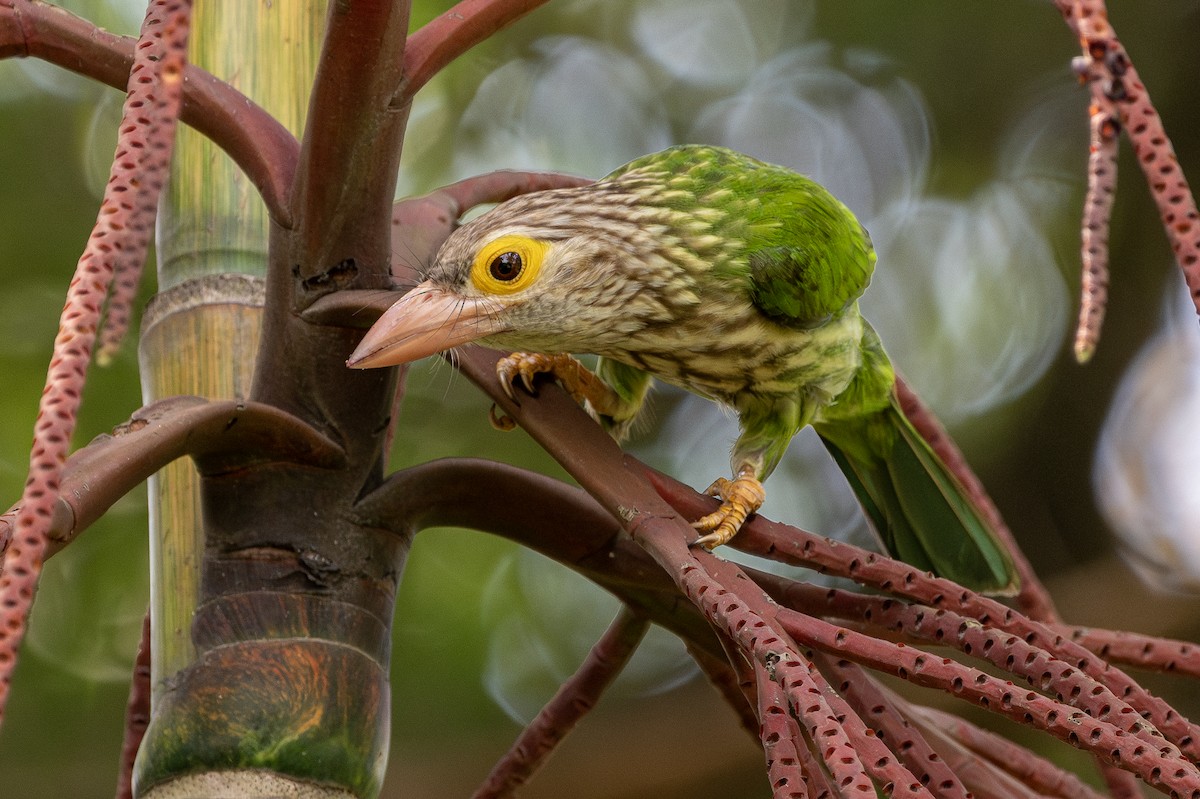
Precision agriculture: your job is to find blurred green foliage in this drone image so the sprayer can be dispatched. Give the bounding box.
[2,1,1200,797]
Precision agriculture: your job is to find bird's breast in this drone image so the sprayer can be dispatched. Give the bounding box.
[601,306,865,406]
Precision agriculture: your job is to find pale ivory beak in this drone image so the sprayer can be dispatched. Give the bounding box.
[347,284,504,368]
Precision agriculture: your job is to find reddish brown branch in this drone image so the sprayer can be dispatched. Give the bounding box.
[815,655,972,799]
[877,690,1049,799]
[287,0,413,287]
[1074,97,1119,363]
[679,551,943,797]
[0,0,191,730]
[641,463,1200,763]
[778,608,1200,796]
[0,0,297,222]
[789,643,934,798]
[1060,625,1200,679]
[472,607,650,799]
[911,706,1110,799]
[754,660,810,799]
[96,258,144,366]
[0,397,344,564]
[675,561,883,798]
[791,732,837,799]
[399,0,553,105]
[114,611,151,799]
[357,458,723,660]
[1056,1,1200,322]
[763,580,1169,757]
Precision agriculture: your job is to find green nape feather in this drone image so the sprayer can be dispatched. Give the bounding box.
[815,399,1018,595]
[611,145,877,328]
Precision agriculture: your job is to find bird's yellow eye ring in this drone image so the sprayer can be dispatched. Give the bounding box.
[471,235,548,295]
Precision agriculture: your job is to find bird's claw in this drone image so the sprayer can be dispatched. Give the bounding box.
[496,352,562,403]
[691,473,765,550]
[488,404,516,432]
[492,352,628,432]
[500,380,518,404]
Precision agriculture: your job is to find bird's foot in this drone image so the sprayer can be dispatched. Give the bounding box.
[495,352,624,417]
[488,404,517,431]
[691,471,765,549]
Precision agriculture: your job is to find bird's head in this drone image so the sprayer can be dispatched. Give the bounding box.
[347,187,696,369]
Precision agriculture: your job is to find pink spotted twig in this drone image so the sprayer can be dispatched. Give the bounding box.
[676,552,932,799]
[777,609,1200,797]
[1056,0,1200,350]
[911,706,1110,799]
[666,550,883,798]
[96,253,144,366]
[766,578,1156,798]
[754,660,809,799]
[650,472,1200,763]
[1059,625,1200,679]
[0,0,191,727]
[1074,98,1119,363]
[813,654,972,799]
[114,611,152,799]
[472,606,650,799]
[765,581,1168,751]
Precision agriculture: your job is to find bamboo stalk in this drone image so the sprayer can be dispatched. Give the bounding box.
[138,274,266,688]
[137,2,334,796]
[155,0,323,286]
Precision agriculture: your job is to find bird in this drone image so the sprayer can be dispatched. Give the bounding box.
[348,144,1017,594]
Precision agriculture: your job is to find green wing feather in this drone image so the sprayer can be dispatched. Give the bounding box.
[816,399,1018,595]
[593,356,653,441]
[744,197,875,328]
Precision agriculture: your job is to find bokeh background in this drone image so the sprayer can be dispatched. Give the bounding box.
[3,0,1200,796]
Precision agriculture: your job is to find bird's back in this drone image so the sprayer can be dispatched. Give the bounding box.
[595,145,876,406]
[606,147,874,311]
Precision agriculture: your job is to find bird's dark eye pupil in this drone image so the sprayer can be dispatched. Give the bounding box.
[490,251,523,281]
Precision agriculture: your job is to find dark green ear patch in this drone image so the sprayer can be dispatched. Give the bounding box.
[749,246,838,328]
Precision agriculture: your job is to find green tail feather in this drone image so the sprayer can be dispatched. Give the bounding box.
[815,398,1018,595]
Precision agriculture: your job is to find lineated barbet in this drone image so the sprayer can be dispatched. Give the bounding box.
[348,144,1017,594]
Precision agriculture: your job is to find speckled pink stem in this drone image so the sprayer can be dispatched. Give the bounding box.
[114,611,152,799]
[1057,0,1200,326]
[912,706,1110,799]
[96,254,145,366]
[771,582,1170,755]
[472,607,649,799]
[813,654,973,799]
[779,609,1200,797]
[1060,625,1200,679]
[0,0,191,727]
[718,510,1200,763]
[754,661,811,799]
[675,560,876,797]
[1075,97,1118,363]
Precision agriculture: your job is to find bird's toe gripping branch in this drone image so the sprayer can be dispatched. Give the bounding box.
[492,352,625,430]
[691,469,766,549]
